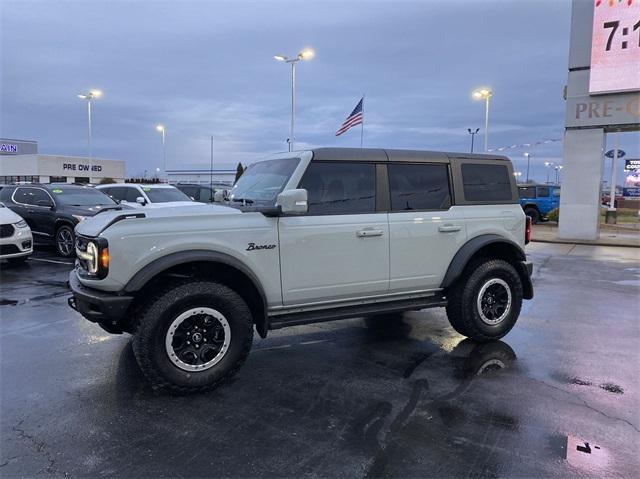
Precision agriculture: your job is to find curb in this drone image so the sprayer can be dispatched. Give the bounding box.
[531,238,640,249]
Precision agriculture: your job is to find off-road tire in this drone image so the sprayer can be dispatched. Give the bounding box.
[132,281,254,394]
[55,224,75,257]
[445,259,523,342]
[524,207,540,224]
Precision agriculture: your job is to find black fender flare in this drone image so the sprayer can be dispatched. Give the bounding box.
[440,235,533,299]
[123,250,269,337]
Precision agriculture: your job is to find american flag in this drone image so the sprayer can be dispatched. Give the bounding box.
[335,97,364,136]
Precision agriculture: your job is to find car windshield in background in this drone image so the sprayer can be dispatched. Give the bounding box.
[229,158,300,205]
[52,187,117,206]
[145,188,192,203]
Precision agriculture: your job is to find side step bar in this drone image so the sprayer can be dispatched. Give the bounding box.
[268,295,447,330]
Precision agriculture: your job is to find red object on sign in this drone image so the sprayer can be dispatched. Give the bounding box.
[589,0,640,94]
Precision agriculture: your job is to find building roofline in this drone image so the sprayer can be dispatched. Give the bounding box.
[0,138,38,144]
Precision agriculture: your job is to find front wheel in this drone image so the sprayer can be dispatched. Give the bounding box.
[446,259,523,342]
[132,281,254,394]
[55,224,75,257]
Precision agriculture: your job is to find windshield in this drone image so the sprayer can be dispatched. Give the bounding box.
[144,187,192,203]
[52,187,117,206]
[229,158,300,205]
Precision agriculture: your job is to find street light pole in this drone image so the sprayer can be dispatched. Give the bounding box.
[274,48,315,152]
[544,161,553,184]
[472,88,493,151]
[156,125,166,180]
[467,128,479,153]
[77,90,102,183]
[524,152,531,182]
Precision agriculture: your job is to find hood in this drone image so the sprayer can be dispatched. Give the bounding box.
[144,201,205,208]
[0,206,25,225]
[76,203,242,237]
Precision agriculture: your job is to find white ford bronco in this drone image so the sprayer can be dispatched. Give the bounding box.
[68,148,533,393]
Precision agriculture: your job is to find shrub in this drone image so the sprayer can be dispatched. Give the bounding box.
[547,208,559,223]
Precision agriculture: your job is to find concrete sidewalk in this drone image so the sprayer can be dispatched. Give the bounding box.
[532,223,640,248]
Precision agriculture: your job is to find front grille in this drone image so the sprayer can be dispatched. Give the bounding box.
[0,224,14,238]
[0,244,19,255]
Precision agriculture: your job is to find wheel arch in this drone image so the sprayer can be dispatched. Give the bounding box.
[124,250,269,338]
[441,235,532,299]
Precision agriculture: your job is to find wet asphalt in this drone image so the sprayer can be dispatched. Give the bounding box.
[0,242,639,478]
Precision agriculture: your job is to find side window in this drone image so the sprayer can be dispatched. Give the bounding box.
[388,163,451,211]
[180,186,197,199]
[298,162,376,215]
[125,187,141,202]
[199,187,213,202]
[553,188,561,197]
[14,187,52,206]
[106,187,127,201]
[518,186,536,199]
[537,187,550,197]
[461,164,512,202]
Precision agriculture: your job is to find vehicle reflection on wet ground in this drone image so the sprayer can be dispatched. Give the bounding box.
[0,243,638,477]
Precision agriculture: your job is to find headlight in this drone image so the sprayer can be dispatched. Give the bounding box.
[72,215,87,222]
[76,238,109,278]
[15,220,29,228]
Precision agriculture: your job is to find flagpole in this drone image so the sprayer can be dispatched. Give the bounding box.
[360,94,365,148]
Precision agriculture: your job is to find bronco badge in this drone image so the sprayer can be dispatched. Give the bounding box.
[246,242,277,251]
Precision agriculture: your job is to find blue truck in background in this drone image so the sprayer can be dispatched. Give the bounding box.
[518,184,560,223]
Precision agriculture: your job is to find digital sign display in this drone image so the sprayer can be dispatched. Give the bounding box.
[589,0,640,94]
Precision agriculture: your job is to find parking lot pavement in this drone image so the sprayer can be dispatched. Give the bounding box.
[1,244,638,478]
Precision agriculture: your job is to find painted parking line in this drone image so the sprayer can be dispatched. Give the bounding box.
[30,258,75,265]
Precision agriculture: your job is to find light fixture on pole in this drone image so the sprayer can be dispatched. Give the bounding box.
[513,171,522,183]
[472,87,493,151]
[274,47,315,152]
[524,152,531,182]
[544,161,554,184]
[554,165,563,184]
[77,89,102,183]
[156,124,166,179]
[467,128,479,153]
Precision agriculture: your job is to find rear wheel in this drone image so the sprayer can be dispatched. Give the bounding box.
[446,259,523,342]
[524,207,540,224]
[55,224,75,257]
[132,281,254,394]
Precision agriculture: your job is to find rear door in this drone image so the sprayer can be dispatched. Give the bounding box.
[387,162,466,292]
[278,161,389,305]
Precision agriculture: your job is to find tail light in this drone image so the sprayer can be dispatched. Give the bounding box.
[525,216,532,245]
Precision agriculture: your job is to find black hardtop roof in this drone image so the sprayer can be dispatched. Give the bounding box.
[310,147,509,163]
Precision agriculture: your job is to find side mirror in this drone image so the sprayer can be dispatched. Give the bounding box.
[276,189,308,215]
[136,196,147,206]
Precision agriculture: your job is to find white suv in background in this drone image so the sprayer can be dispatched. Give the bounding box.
[0,203,33,263]
[96,183,201,209]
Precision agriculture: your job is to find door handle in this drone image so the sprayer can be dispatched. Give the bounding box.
[438,224,461,233]
[356,228,384,238]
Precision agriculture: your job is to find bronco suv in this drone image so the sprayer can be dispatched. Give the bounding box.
[68,148,533,393]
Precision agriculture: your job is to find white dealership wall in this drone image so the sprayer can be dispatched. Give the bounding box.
[0,154,126,183]
[559,0,640,241]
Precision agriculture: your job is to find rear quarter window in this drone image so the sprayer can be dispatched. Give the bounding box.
[461,164,512,202]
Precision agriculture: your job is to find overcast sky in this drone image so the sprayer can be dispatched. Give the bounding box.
[1,0,638,182]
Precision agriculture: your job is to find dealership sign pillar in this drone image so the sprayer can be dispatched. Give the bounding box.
[559,0,640,241]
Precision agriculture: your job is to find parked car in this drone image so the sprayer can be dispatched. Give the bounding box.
[0,184,123,257]
[0,203,33,263]
[518,184,560,223]
[175,183,230,203]
[69,147,533,394]
[96,183,200,208]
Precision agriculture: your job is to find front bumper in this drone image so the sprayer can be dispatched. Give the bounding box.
[68,270,134,334]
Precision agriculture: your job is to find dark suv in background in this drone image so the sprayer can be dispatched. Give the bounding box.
[0,184,124,257]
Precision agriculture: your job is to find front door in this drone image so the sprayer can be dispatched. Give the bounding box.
[387,163,467,292]
[278,161,389,306]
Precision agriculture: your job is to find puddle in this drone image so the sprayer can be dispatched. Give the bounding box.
[0,299,19,306]
[570,377,592,386]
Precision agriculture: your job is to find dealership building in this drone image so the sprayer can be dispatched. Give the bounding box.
[0,138,125,184]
